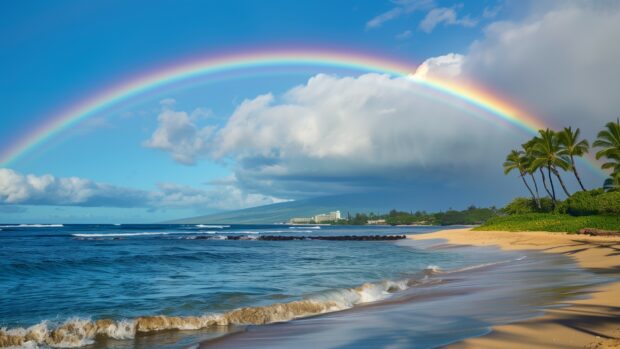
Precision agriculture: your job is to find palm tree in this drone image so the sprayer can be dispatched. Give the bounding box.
[593,119,620,179]
[557,127,589,191]
[521,139,542,203]
[530,129,572,201]
[504,149,539,207]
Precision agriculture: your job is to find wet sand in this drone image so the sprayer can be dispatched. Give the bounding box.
[410,228,620,349]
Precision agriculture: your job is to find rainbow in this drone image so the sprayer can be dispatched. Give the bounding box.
[0,48,604,175]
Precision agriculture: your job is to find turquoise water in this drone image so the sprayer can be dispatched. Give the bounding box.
[0,224,607,348]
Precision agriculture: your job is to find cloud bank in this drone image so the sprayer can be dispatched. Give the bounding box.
[146,73,515,198]
[0,169,284,210]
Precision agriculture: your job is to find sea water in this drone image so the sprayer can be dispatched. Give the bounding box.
[0,224,608,348]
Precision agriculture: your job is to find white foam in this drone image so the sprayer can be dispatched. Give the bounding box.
[72,231,218,238]
[0,224,64,228]
[195,225,230,229]
[289,226,321,230]
[100,319,135,340]
[73,232,170,237]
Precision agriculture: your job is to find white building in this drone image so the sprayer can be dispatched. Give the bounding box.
[289,210,341,224]
[313,210,341,223]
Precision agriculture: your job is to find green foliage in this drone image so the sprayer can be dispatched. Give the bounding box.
[433,206,497,225]
[593,119,620,177]
[474,213,620,233]
[349,213,369,225]
[502,197,554,214]
[563,189,620,216]
[335,206,498,226]
[604,175,620,191]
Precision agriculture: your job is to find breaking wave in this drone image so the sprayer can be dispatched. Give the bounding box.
[0,272,438,348]
[289,226,321,230]
[195,225,230,229]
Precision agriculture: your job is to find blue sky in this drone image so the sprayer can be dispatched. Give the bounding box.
[1,0,618,223]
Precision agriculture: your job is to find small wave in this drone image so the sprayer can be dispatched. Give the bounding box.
[195,225,230,229]
[289,226,321,230]
[72,231,225,238]
[73,232,170,238]
[0,224,64,228]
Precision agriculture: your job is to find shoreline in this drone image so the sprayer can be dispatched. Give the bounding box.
[410,228,620,349]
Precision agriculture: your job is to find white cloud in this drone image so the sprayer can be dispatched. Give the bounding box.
[143,104,214,165]
[200,73,514,197]
[413,53,464,79]
[155,181,287,211]
[419,7,477,33]
[0,168,148,207]
[426,2,620,138]
[366,0,435,29]
[0,168,285,210]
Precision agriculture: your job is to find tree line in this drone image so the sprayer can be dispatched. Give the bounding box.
[503,119,620,208]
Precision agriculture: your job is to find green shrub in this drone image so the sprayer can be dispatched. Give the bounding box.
[502,197,555,215]
[474,213,620,233]
[564,190,620,216]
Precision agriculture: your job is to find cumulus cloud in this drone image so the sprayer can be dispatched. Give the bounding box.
[143,102,214,164]
[419,7,477,33]
[366,0,435,29]
[0,168,148,207]
[0,168,284,210]
[180,73,513,197]
[417,2,620,138]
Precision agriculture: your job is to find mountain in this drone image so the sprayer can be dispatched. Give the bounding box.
[169,189,498,224]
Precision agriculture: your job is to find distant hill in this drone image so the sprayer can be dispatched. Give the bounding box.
[168,190,493,224]
[169,195,369,224]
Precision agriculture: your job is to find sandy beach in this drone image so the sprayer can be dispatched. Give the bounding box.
[411,229,620,349]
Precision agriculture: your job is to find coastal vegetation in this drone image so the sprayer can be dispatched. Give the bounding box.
[475,213,620,233]
[477,119,620,233]
[328,206,497,226]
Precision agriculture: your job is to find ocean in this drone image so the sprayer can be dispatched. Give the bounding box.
[0,224,608,348]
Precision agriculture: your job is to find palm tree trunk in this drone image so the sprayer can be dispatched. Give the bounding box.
[570,155,587,191]
[552,167,571,197]
[547,165,557,203]
[539,168,553,200]
[519,171,537,205]
[529,173,541,207]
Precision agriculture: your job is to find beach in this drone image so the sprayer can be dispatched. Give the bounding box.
[410,228,620,349]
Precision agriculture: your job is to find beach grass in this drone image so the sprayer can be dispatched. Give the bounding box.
[474,213,620,233]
